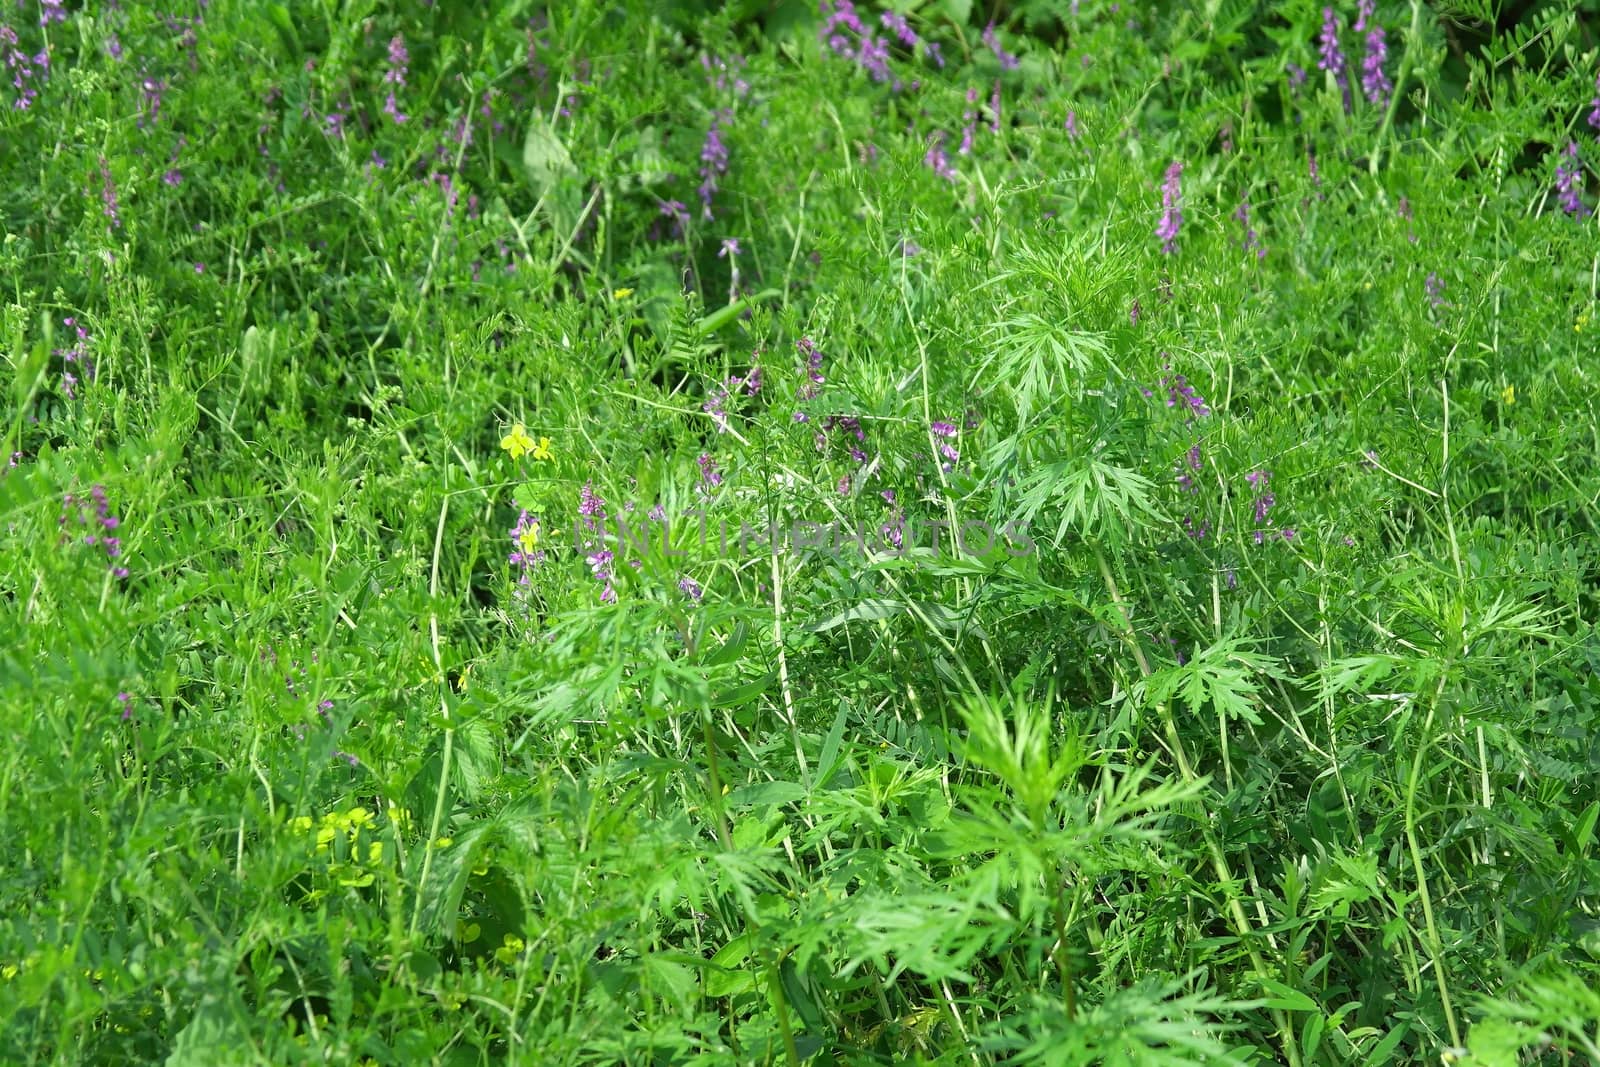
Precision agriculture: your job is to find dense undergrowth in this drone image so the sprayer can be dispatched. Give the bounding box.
[3,0,1600,1064]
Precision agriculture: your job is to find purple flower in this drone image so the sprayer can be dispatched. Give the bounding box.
[3,25,46,110]
[1589,71,1600,134]
[1064,109,1081,140]
[1425,272,1446,307]
[60,484,129,578]
[1246,470,1278,543]
[1129,299,1141,325]
[54,315,93,398]
[960,87,978,154]
[924,131,957,182]
[1354,0,1375,32]
[1157,367,1210,418]
[989,80,1002,134]
[1318,7,1352,113]
[981,22,1019,71]
[577,483,615,602]
[138,75,166,128]
[880,11,918,48]
[698,112,730,220]
[383,35,409,123]
[697,452,722,488]
[117,692,134,721]
[40,0,66,26]
[1155,161,1183,254]
[1555,141,1589,218]
[659,199,689,239]
[1234,199,1266,260]
[1361,29,1392,106]
[678,576,703,601]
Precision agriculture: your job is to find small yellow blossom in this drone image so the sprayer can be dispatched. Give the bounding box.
[290,816,313,834]
[460,922,482,944]
[612,287,634,299]
[3,964,18,980]
[435,836,453,849]
[1501,384,1515,405]
[1577,311,1591,334]
[500,422,536,460]
[494,934,526,965]
[531,435,553,462]
[517,519,541,555]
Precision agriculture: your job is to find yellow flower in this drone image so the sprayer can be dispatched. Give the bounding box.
[1501,384,1515,405]
[1577,311,1591,333]
[290,816,313,834]
[2,964,17,980]
[434,836,453,849]
[531,435,553,462]
[517,519,541,555]
[500,422,535,460]
[494,934,525,965]
[345,806,374,832]
[612,287,634,299]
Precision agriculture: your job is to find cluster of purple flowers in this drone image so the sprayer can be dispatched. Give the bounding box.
[701,53,750,98]
[924,130,957,182]
[821,1,940,86]
[817,415,867,464]
[794,337,826,414]
[508,509,545,601]
[1246,469,1295,543]
[59,485,128,579]
[704,358,762,433]
[1555,141,1589,218]
[99,157,122,230]
[1590,71,1600,134]
[1425,271,1446,307]
[1361,28,1391,106]
[578,482,616,603]
[981,23,1019,71]
[1317,7,1352,113]
[54,316,92,399]
[1145,364,1211,419]
[698,110,731,220]
[2,22,48,110]
[1234,200,1266,260]
[1155,162,1183,254]
[697,452,722,489]
[930,420,960,472]
[1176,442,1204,494]
[383,34,409,124]
[880,11,941,67]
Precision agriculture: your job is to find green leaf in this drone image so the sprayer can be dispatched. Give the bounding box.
[1258,976,1318,1012]
[726,781,807,808]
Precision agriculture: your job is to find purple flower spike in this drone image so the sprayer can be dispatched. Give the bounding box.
[1555,141,1590,218]
[1318,7,1352,113]
[1361,29,1392,106]
[1155,162,1183,254]
[924,131,957,182]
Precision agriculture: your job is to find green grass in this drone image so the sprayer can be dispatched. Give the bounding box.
[3,1,1600,1064]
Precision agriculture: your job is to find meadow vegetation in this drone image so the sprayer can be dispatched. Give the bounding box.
[3,0,1600,1063]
